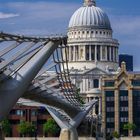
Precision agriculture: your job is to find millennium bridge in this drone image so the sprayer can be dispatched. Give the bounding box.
[0,32,98,140]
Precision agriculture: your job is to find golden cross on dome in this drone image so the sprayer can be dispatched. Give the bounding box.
[84,0,96,6]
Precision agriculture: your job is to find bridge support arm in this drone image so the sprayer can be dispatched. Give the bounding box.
[0,40,60,121]
[23,90,81,117]
[45,100,96,140]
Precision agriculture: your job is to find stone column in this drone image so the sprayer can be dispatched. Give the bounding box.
[105,46,107,61]
[95,45,97,62]
[89,45,91,61]
[109,46,112,61]
[73,46,76,61]
[116,47,119,62]
[69,46,71,61]
[102,91,106,137]
[114,90,120,134]
[100,46,103,61]
[128,89,133,136]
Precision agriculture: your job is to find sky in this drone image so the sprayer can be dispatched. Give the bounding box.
[0,0,140,70]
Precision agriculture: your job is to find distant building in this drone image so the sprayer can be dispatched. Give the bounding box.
[102,62,140,137]
[7,104,51,137]
[119,54,133,71]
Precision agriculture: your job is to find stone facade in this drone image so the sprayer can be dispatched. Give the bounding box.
[66,0,119,117]
[102,62,140,136]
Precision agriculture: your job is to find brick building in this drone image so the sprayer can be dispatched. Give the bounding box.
[7,104,51,137]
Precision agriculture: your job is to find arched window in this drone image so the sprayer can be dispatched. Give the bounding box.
[93,79,99,88]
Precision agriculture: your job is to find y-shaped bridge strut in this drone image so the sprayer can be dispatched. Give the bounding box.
[0,32,99,140]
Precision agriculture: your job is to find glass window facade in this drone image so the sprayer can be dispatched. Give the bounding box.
[105,91,115,134]
[119,90,128,136]
[133,90,140,136]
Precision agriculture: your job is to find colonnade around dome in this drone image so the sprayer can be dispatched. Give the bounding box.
[67,45,118,63]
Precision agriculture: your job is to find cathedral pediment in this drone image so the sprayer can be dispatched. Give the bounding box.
[84,67,108,75]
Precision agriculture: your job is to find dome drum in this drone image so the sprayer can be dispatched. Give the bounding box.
[68,29,113,40]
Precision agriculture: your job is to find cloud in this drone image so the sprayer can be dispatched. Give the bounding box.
[0,1,80,35]
[111,15,140,35]
[0,12,19,19]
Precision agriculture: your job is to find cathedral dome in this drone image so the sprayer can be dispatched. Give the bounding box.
[68,0,111,30]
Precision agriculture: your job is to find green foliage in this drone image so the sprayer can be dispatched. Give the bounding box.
[112,131,120,138]
[1,119,11,136]
[18,121,35,137]
[43,118,60,136]
[106,133,113,140]
[123,123,136,131]
[75,88,85,105]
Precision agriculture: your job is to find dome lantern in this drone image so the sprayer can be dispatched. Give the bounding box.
[84,0,96,6]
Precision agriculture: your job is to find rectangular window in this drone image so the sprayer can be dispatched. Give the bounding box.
[106,97,114,102]
[93,79,99,88]
[105,91,114,97]
[31,110,37,116]
[120,117,128,123]
[107,118,114,123]
[105,81,114,87]
[106,107,114,112]
[120,96,128,101]
[120,107,128,112]
[132,80,140,86]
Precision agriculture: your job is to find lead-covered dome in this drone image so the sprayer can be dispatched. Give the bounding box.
[68,0,111,30]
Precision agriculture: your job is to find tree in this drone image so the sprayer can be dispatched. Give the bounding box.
[18,121,35,137]
[1,119,11,137]
[112,131,120,139]
[75,88,85,105]
[43,118,60,137]
[26,122,36,136]
[123,123,136,131]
